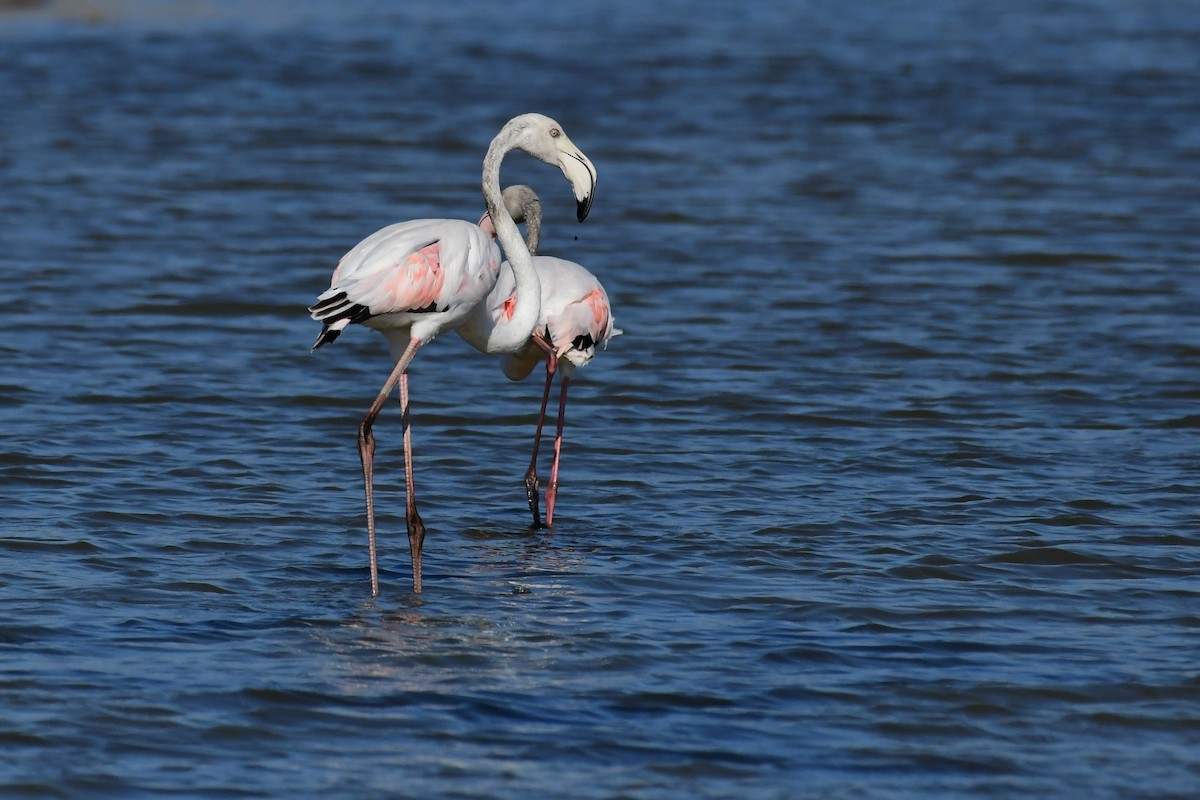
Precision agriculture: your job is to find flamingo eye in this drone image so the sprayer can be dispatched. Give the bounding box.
[549,128,561,138]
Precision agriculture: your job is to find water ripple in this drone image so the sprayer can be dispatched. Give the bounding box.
[3,2,1200,799]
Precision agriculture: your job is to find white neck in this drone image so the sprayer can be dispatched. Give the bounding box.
[473,124,543,353]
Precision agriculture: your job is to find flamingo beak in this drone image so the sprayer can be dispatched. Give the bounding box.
[557,142,597,222]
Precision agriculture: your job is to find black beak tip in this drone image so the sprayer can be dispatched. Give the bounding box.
[576,195,593,223]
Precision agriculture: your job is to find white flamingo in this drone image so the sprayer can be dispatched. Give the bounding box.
[459,185,619,529]
[309,114,597,596]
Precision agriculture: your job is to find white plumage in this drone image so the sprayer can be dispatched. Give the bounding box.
[308,114,597,596]
[458,185,619,527]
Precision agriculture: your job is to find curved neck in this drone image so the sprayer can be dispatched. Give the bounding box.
[480,128,542,352]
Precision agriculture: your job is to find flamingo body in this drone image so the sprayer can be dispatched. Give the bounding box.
[485,256,618,381]
[310,218,501,354]
[458,185,619,527]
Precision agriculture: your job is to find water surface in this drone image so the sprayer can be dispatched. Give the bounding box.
[2,1,1199,798]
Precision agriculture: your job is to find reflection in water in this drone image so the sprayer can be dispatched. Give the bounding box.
[319,530,599,693]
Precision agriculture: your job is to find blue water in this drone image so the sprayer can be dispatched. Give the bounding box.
[2,1,1199,797]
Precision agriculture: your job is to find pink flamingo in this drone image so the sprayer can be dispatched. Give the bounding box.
[309,115,597,596]
[460,185,619,528]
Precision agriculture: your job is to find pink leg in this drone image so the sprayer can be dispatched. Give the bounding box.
[358,337,421,597]
[544,375,570,528]
[524,360,556,528]
[523,334,557,528]
[399,370,425,594]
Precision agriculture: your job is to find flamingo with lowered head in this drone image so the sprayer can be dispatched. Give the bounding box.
[309,114,597,596]
[459,184,619,529]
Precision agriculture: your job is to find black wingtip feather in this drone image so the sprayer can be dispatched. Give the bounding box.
[309,291,349,315]
[311,327,341,351]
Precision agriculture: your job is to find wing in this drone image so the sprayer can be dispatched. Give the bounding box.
[499,256,620,380]
[545,285,617,365]
[309,218,500,349]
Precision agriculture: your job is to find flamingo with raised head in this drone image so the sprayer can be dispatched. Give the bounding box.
[459,185,619,528]
[309,115,597,596]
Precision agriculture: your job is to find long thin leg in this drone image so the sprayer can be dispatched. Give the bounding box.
[358,337,421,598]
[399,370,425,594]
[544,375,570,528]
[524,359,556,528]
[523,334,558,528]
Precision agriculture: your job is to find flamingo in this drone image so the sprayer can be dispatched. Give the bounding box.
[309,114,597,596]
[459,185,619,528]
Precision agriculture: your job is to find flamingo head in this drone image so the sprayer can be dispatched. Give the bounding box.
[479,184,542,255]
[506,113,597,222]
